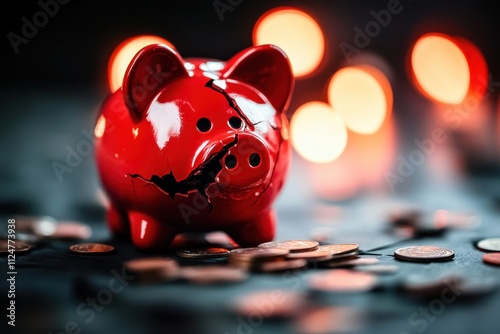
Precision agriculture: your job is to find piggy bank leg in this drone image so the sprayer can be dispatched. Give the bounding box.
[106,204,129,237]
[225,210,275,247]
[128,212,176,251]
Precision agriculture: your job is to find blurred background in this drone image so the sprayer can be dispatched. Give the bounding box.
[2,1,500,334]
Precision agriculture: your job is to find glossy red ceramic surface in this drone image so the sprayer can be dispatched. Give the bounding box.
[94,43,294,251]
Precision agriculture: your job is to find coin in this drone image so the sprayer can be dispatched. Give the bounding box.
[233,290,307,318]
[13,215,58,236]
[181,265,248,284]
[51,222,92,239]
[69,243,115,254]
[124,257,180,282]
[0,239,32,254]
[401,274,463,298]
[394,246,454,262]
[320,250,359,263]
[321,257,379,268]
[477,238,500,252]
[317,244,359,255]
[176,247,229,259]
[309,269,378,293]
[124,257,178,273]
[483,253,500,266]
[229,247,289,261]
[258,240,319,253]
[286,249,335,260]
[256,258,308,273]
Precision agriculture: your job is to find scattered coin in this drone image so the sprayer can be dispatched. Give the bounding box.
[319,250,359,263]
[483,253,500,266]
[228,247,290,270]
[51,221,92,239]
[14,215,58,236]
[124,257,180,282]
[229,247,289,261]
[258,240,319,253]
[477,238,500,252]
[69,243,115,254]
[309,269,378,293]
[321,257,380,268]
[355,264,400,274]
[394,246,454,262]
[401,274,464,298]
[233,290,307,318]
[176,247,229,259]
[286,248,335,260]
[293,306,367,334]
[256,258,308,273]
[0,239,32,254]
[317,244,359,255]
[181,265,248,284]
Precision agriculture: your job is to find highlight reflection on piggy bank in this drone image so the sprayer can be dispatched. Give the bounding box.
[94,43,294,251]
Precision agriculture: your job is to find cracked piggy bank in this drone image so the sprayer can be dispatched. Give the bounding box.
[94,43,294,251]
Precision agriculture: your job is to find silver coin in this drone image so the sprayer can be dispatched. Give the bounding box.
[477,238,500,252]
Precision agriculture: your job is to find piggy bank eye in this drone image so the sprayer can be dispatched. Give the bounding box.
[196,118,212,132]
[228,117,243,129]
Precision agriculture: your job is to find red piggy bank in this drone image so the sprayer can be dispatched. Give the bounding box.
[94,43,294,251]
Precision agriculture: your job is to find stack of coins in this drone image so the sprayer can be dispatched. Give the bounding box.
[227,247,291,272]
[124,257,180,283]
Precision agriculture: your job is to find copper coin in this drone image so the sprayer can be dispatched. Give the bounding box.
[322,257,380,268]
[124,257,178,273]
[309,269,378,293]
[258,240,319,253]
[287,249,335,260]
[483,253,500,266]
[13,215,58,236]
[51,222,92,239]
[176,247,229,259]
[317,244,359,255]
[229,247,289,261]
[394,246,454,262]
[256,258,308,273]
[69,243,115,254]
[477,238,500,252]
[180,265,248,284]
[233,290,307,318]
[0,239,32,254]
[320,250,359,263]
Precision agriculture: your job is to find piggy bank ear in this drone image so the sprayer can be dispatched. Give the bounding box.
[123,44,188,118]
[222,45,294,113]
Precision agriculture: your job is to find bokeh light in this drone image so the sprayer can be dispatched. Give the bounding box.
[290,101,348,163]
[108,35,174,92]
[328,66,391,134]
[253,7,325,78]
[410,33,470,105]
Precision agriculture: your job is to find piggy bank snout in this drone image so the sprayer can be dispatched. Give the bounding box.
[213,133,272,190]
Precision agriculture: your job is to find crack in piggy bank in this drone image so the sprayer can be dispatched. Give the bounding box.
[129,135,238,202]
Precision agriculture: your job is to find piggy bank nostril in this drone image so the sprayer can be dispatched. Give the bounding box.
[249,153,261,167]
[228,117,243,129]
[196,118,212,132]
[225,155,237,169]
